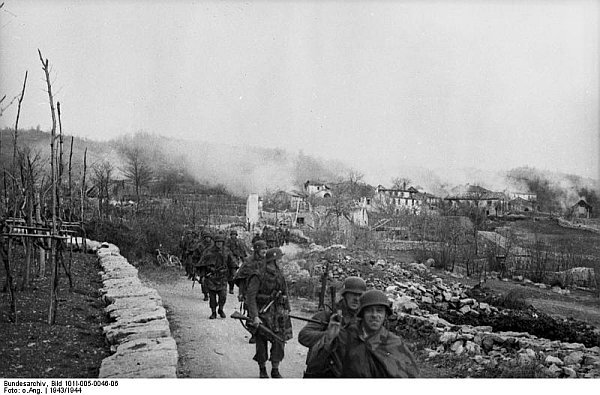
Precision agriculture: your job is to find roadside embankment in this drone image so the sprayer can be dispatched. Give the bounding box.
[95,242,178,378]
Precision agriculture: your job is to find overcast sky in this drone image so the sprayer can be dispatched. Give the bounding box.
[1,0,598,184]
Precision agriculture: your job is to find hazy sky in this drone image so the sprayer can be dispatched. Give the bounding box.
[1,0,598,184]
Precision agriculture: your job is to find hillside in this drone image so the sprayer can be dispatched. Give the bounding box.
[0,128,349,198]
[2,128,597,208]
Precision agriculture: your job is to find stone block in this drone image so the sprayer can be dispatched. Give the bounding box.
[103,318,171,345]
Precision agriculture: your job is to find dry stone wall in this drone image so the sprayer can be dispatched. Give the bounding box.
[95,242,178,378]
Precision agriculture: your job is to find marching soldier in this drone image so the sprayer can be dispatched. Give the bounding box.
[233,239,267,344]
[192,230,214,301]
[245,247,293,378]
[226,229,249,294]
[298,276,367,378]
[196,233,238,319]
[251,229,262,245]
[306,289,420,378]
[180,229,196,279]
[265,232,278,249]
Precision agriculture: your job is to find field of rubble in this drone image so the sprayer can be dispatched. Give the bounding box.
[282,242,600,378]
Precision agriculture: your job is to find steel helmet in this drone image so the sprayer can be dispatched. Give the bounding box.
[339,276,367,296]
[230,230,238,236]
[358,290,392,316]
[253,240,267,250]
[265,248,283,262]
[214,234,226,243]
[201,230,213,239]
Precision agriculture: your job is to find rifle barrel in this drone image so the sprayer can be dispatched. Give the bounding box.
[288,314,327,326]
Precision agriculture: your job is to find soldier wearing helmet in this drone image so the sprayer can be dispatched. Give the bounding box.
[234,239,268,303]
[192,230,214,301]
[245,247,292,378]
[180,229,198,279]
[299,276,367,378]
[196,233,238,319]
[226,229,250,295]
[233,239,268,345]
[306,289,419,378]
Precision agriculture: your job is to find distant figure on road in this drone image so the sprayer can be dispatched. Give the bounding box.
[298,276,366,378]
[306,289,420,378]
[197,234,238,319]
[245,247,293,378]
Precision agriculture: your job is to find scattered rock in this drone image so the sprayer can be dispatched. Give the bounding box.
[562,366,577,378]
[564,351,584,365]
[459,305,471,314]
[547,364,562,377]
[451,340,464,355]
[545,355,564,366]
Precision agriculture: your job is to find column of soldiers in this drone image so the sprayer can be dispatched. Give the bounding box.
[182,225,420,378]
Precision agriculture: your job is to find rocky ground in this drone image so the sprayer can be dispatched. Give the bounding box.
[0,251,112,378]
[303,245,600,378]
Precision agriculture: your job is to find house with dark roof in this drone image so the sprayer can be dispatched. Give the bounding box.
[375,184,422,212]
[571,199,593,219]
[445,184,507,216]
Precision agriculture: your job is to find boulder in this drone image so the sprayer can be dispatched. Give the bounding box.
[459,305,471,314]
[465,341,481,355]
[563,351,584,365]
[547,364,562,377]
[392,296,419,313]
[545,355,564,366]
[439,332,458,344]
[583,355,600,366]
[562,367,577,378]
[421,296,433,304]
[451,340,464,355]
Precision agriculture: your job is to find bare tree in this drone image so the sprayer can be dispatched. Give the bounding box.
[92,160,113,219]
[391,177,412,190]
[39,49,59,325]
[121,146,152,206]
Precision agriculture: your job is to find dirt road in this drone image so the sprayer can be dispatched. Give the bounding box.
[143,272,310,378]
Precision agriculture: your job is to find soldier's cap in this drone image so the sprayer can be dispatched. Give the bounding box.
[201,230,213,239]
[265,248,283,262]
[214,234,226,243]
[230,230,238,235]
[358,290,392,317]
[339,276,367,296]
[253,240,267,250]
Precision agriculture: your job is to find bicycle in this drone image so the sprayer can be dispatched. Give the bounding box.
[156,245,183,269]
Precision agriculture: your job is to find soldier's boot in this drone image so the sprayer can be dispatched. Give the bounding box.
[271,362,282,378]
[209,309,217,319]
[249,333,256,344]
[203,293,209,301]
[218,308,226,318]
[229,287,234,295]
[258,364,268,379]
